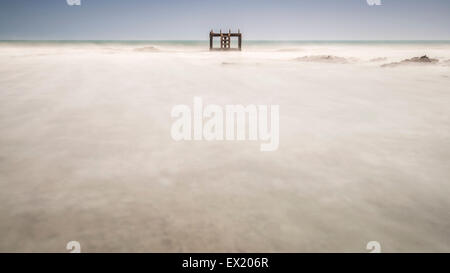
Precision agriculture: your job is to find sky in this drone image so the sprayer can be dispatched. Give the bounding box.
[0,0,449,40]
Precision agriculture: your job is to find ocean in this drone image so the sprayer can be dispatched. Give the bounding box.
[0,40,449,252]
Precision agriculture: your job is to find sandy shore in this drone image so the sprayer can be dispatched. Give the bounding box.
[0,42,449,252]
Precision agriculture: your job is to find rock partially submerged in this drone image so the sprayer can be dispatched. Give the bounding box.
[295,55,349,64]
[381,55,439,67]
[134,46,160,52]
[370,57,388,62]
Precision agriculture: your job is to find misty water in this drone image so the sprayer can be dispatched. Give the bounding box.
[0,41,449,252]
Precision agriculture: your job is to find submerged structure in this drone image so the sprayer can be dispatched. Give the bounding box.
[209,29,242,51]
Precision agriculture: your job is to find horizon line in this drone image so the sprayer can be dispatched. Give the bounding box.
[1,39,450,42]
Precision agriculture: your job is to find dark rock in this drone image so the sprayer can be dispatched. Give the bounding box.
[381,55,439,67]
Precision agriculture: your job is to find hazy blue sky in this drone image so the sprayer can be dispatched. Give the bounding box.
[0,0,449,40]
